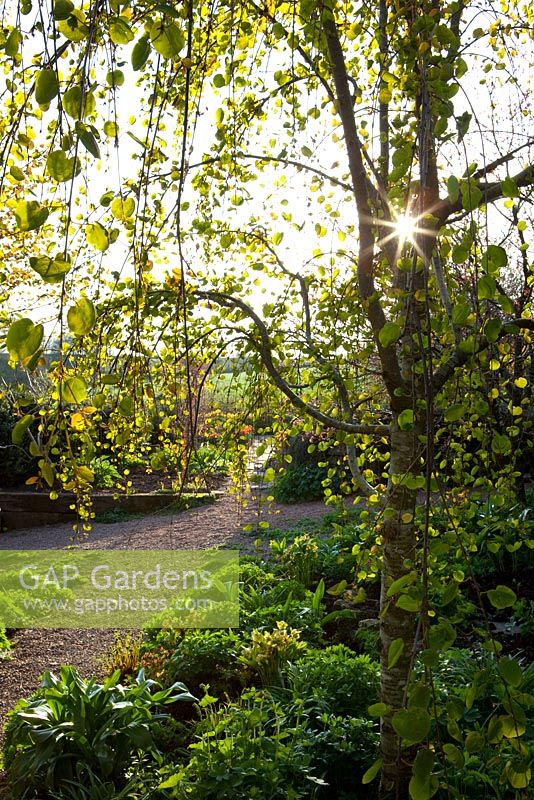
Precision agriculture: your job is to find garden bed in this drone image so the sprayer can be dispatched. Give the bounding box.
[0,490,220,531]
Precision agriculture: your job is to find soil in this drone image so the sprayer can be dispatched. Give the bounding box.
[0,486,339,767]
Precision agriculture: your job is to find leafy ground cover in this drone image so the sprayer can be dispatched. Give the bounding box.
[1,493,533,799]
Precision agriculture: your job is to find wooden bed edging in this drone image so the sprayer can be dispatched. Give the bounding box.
[0,490,223,531]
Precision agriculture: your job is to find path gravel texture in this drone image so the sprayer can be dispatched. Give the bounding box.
[0,489,335,755]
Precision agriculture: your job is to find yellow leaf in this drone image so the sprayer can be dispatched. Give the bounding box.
[401,513,413,523]
[418,41,430,53]
[25,476,39,485]
[70,412,86,430]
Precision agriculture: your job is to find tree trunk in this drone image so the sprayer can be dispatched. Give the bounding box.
[379,414,421,798]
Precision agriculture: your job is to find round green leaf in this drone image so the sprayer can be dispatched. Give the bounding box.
[483,318,502,343]
[428,622,456,652]
[85,222,109,252]
[461,180,482,211]
[58,12,90,42]
[29,255,71,284]
[505,760,531,789]
[40,460,55,487]
[379,321,401,348]
[392,708,431,743]
[477,275,496,300]
[396,594,422,612]
[46,150,81,182]
[368,703,389,717]
[444,403,466,422]
[67,297,96,335]
[111,196,135,220]
[487,585,517,609]
[103,120,118,138]
[451,302,472,325]
[442,744,464,768]
[60,377,88,404]
[150,19,185,59]
[14,200,49,231]
[101,374,120,385]
[483,244,508,272]
[465,731,484,753]
[501,177,519,198]
[62,85,96,120]
[409,748,436,800]
[5,28,22,58]
[398,409,414,430]
[35,68,59,104]
[451,244,469,264]
[498,657,522,688]
[6,318,44,361]
[118,396,135,417]
[447,175,459,203]
[109,17,134,45]
[53,0,74,21]
[491,434,511,455]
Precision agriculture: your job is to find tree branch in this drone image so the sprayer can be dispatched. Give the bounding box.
[187,152,353,193]
[436,163,534,225]
[433,318,534,391]
[195,289,389,436]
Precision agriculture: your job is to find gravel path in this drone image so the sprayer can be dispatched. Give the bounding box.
[0,489,335,755]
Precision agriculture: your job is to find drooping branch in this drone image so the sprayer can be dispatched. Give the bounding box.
[432,318,534,392]
[195,289,389,437]
[432,252,459,346]
[187,152,354,193]
[240,233,378,497]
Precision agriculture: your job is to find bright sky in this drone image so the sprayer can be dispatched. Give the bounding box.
[2,2,532,344]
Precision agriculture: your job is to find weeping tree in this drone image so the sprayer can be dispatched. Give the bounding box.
[1,0,533,796]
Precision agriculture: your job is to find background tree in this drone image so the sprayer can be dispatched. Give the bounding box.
[1,0,533,796]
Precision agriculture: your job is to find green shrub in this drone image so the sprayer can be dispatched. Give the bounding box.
[272,464,333,503]
[240,595,325,647]
[239,559,277,589]
[158,686,379,800]
[270,534,319,587]
[187,444,229,478]
[166,630,243,696]
[158,688,316,799]
[47,769,161,800]
[0,400,36,487]
[418,648,534,799]
[287,644,380,718]
[299,713,379,799]
[3,666,195,798]
[90,455,121,489]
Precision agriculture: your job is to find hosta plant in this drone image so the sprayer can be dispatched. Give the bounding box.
[3,666,195,798]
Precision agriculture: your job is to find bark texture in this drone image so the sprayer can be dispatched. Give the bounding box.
[379,416,420,798]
